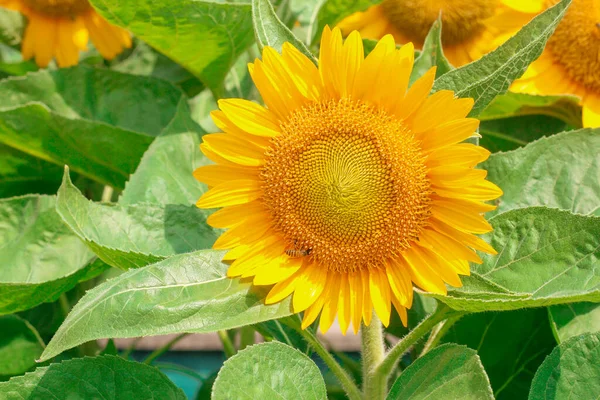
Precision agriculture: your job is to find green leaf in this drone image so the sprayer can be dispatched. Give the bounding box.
[433,0,572,116]
[39,250,293,361]
[425,207,600,311]
[0,315,44,377]
[484,129,600,217]
[0,355,186,399]
[56,167,218,270]
[308,0,379,44]
[441,308,556,400]
[254,316,313,355]
[0,195,106,315]
[119,100,209,206]
[0,144,63,198]
[113,41,205,97]
[548,303,600,343]
[387,344,493,400]
[410,16,452,84]
[212,342,327,400]
[479,92,582,128]
[89,0,254,96]
[252,0,316,62]
[0,67,187,188]
[0,8,23,46]
[480,114,571,153]
[529,332,600,400]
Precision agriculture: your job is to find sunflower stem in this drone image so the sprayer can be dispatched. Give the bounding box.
[372,303,460,395]
[298,328,362,400]
[143,333,188,365]
[362,314,387,400]
[218,330,236,358]
[420,313,463,356]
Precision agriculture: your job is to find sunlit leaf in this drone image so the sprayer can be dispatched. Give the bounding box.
[433,0,571,116]
[387,344,493,400]
[89,0,254,96]
[0,355,186,399]
[484,129,600,217]
[39,250,293,361]
[529,332,600,400]
[0,195,104,315]
[213,342,327,400]
[426,207,600,311]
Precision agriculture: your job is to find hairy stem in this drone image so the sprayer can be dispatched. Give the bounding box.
[420,313,463,356]
[362,315,386,400]
[298,328,362,400]
[218,330,236,358]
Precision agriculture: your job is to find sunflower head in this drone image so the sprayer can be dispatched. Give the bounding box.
[194,27,502,334]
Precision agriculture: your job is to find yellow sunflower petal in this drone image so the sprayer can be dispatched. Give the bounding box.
[426,144,491,168]
[429,217,498,255]
[417,228,482,264]
[202,134,265,167]
[401,248,447,295]
[419,118,480,151]
[348,271,364,334]
[218,99,281,137]
[319,273,341,333]
[369,267,392,326]
[583,94,600,128]
[409,91,473,133]
[196,179,262,208]
[431,198,494,234]
[385,259,413,308]
[394,67,436,120]
[205,201,266,228]
[213,217,272,250]
[193,164,260,188]
[292,262,328,312]
[337,274,352,334]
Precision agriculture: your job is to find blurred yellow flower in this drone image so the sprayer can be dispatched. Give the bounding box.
[511,0,600,127]
[337,0,535,66]
[194,27,502,334]
[0,0,131,67]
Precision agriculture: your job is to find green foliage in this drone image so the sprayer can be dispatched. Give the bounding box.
[308,0,380,44]
[0,355,186,399]
[0,195,106,314]
[433,0,571,116]
[56,167,218,270]
[442,309,556,399]
[427,208,600,311]
[387,344,493,400]
[0,315,44,377]
[1,0,598,397]
[410,16,452,84]
[484,129,600,217]
[39,250,294,361]
[252,0,316,62]
[212,342,327,400]
[529,332,600,400]
[89,0,255,96]
[548,303,600,343]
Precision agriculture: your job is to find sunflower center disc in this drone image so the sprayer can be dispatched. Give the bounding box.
[22,0,91,17]
[545,0,600,92]
[380,0,498,46]
[261,99,431,271]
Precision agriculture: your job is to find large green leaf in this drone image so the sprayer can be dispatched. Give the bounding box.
[252,0,315,62]
[387,344,493,400]
[529,332,600,400]
[56,167,217,270]
[548,303,600,343]
[441,309,556,400]
[89,0,254,96]
[308,0,379,44]
[212,342,327,400]
[39,250,293,361]
[0,315,44,377]
[0,67,187,188]
[425,207,600,311]
[479,92,582,128]
[484,129,600,217]
[433,0,571,116]
[119,100,209,206]
[0,195,105,315]
[479,114,571,153]
[0,355,186,399]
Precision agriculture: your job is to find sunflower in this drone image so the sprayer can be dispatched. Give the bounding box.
[511,0,600,127]
[0,0,131,67]
[337,0,537,66]
[194,27,502,334]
